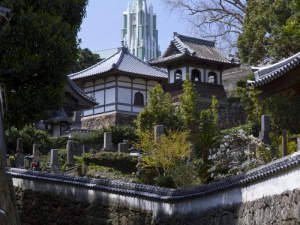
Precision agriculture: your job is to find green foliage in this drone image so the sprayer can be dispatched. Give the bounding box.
[179,76,201,134]
[82,152,138,173]
[269,131,297,158]
[237,0,300,64]
[6,125,68,154]
[0,0,88,127]
[135,84,182,132]
[71,48,102,73]
[193,96,220,160]
[58,148,67,171]
[264,96,300,134]
[78,125,138,146]
[136,130,191,180]
[284,0,300,35]
[221,123,260,137]
[235,86,263,126]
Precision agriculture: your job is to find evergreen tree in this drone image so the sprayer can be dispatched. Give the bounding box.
[237,0,300,65]
[134,84,182,132]
[0,0,88,127]
[71,48,102,73]
[179,76,201,134]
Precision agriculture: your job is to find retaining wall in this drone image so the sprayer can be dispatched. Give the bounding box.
[7,151,300,224]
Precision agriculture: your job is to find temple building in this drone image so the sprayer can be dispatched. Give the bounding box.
[40,77,98,137]
[249,52,300,98]
[149,32,240,106]
[69,46,167,129]
[121,0,161,61]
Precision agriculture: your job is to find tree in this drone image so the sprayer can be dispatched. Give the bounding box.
[161,0,246,52]
[194,96,221,160]
[179,76,201,134]
[136,129,192,187]
[284,0,300,35]
[237,0,300,65]
[0,0,88,127]
[71,48,102,73]
[134,84,182,132]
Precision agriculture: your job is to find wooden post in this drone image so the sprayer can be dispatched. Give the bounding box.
[282,129,287,157]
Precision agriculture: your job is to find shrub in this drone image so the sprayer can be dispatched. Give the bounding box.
[77,125,138,147]
[6,125,68,154]
[208,129,267,181]
[82,152,138,173]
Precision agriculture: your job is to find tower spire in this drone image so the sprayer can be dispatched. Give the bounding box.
[122,0,161,60]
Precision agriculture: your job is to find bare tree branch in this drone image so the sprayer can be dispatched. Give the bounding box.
[161,0,247,53]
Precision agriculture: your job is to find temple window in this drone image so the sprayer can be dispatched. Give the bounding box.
[208,72,218,84]
[191,69,201,82]
[134,92,144,106]
[174,70,182,82]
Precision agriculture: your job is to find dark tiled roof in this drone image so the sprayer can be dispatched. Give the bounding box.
[43,108,73,124]
[249,52,300,87]
[63,128,95,134]
[149,32,239,66]
[68,47,167,80]
[66,77,97,104]
[7,151,300,200]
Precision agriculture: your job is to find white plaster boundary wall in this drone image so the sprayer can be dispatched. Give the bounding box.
[7,151,300,217]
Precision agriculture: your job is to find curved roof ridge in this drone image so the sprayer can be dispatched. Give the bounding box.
[253,52,300,79]
[66,76,97,104]
[68,50,122,79]
[121,47,167,74]
[173,34,194,55]
[174,32,215,47]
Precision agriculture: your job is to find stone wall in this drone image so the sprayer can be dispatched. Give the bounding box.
[82,113,137,130]
[81,105,246,131]
[157,189,300,225]
[14,187,153,225]
[14,186,300,225]
[0,173,20,225]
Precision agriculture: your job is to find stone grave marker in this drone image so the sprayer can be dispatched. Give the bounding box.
[258,115,271,144]
[118,140,129,153]
[103,132,112,150]
[50,149,59,172]
[15,138,25,168]
[66,140,75,168]
[32,144,38,156]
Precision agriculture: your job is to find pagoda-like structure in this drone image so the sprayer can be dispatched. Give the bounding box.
[121,0,161,61]
[149,32,240,105]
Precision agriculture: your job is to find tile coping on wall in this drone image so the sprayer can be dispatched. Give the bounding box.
[6,151,300,201]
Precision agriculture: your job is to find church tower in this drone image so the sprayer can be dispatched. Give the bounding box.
[121,0,161,61]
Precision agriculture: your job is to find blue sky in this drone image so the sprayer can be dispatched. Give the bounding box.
[77,0,189,55]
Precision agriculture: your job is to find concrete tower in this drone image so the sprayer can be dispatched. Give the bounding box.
[121,0,161,61]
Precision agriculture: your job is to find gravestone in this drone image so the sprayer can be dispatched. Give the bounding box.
[16,138,23,153]
[258,115,271,144]
[154,125,164,141]
[32,144,38,156]
[103,132,112,150]
[66,140,75,168]
[118,140,129,153]
[14,138,25,168]
[50,149,59,172]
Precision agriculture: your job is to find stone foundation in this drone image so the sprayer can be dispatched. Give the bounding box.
[81,113,137,130]
[14,187,153,225]
[14,187,300,225]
